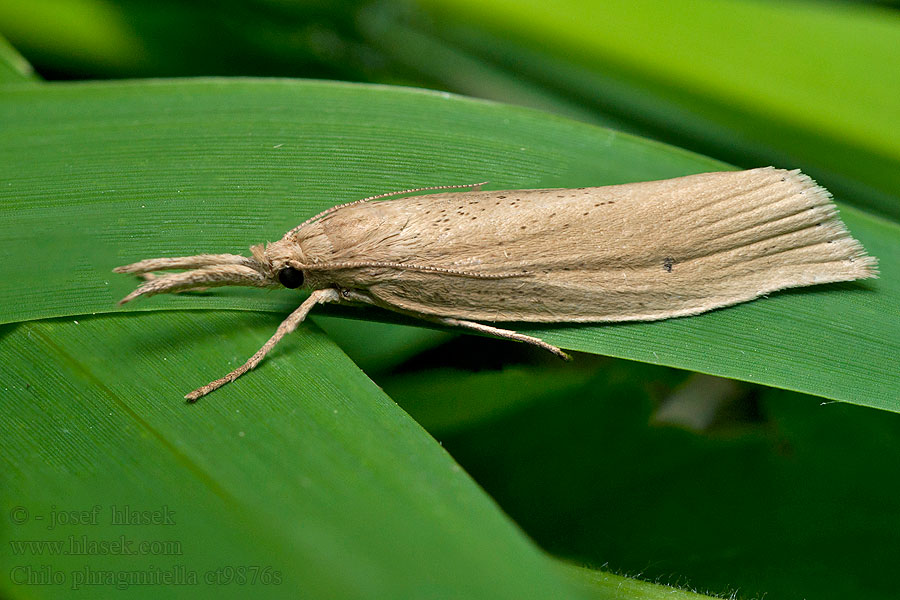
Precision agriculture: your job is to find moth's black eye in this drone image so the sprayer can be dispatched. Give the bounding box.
[278,266,304,289]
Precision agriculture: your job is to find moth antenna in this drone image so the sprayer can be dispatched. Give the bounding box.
[302,260,524,279]
[287,181,490,236]
[117,265,271,305]
[184,288,340,402]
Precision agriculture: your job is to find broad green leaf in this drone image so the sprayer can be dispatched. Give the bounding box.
[0,312,587,600]
[399,0,900,219]
[438,360,900,600]
[0,79,895,410]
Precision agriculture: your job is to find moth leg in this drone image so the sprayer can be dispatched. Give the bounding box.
[438,317,571,360]
[184,288,340,402]
[333,290,570,360]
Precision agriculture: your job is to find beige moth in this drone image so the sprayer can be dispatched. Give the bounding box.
[115,167,877,401]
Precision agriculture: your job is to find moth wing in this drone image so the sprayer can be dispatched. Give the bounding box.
[310,168,876,322]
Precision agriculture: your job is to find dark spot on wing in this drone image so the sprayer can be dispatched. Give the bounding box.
[663,257,674,272]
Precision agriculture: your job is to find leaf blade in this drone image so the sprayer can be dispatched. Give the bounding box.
[0,311,585,599]
[0,78,895,410]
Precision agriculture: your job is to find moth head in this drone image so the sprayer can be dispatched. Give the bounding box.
[256,237,312,291]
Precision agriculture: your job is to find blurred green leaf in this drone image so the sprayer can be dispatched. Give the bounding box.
[384,360,602,435]
[0,79,895,411]
[0,0,379,80]
[0,31,36,81]
[0,0,154,77]
[438,360,900,600]
[400,0,900,219]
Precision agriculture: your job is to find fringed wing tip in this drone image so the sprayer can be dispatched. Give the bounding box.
[775,166,878,281]
[849,249,879,279]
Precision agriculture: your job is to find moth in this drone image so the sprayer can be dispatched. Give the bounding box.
[115,167,877,401]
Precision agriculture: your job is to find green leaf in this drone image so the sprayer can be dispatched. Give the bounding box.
[0,78,895,410]
[1,312,589,599]
[558,562,715,600]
